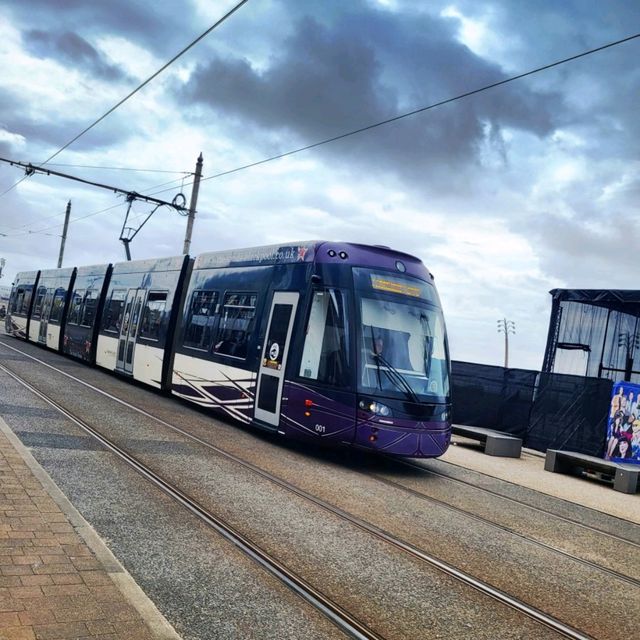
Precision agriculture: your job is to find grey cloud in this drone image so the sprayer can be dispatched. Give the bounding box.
[24,30,128,82]
[180,7,561,189]
[1,116,133,156]
[526,210,640,288]
[3,0,190,57]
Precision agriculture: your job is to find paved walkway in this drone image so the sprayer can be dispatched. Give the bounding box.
[0,422,179,640]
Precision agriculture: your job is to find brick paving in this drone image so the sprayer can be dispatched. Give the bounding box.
[0,430,161,640]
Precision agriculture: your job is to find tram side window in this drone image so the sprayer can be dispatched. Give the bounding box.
[139,291,168,341]
[13,285,33,316]
[299,289,350,387]
[183,290,219,350]
[32,286,47,319]
[67,290,85,325]
[10,288,23,314]
[40,289,55,322]
[103,290,127,333]
[214,293,257,359]
[8,290,17,314]
[49,288,66,324]
[80,290,98,328]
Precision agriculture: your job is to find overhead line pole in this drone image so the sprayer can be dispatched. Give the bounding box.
[183,153,203,255]
[57,200,71,268]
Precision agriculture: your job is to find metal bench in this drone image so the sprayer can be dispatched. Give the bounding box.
[544,449,640,494]
[452,424,522,458]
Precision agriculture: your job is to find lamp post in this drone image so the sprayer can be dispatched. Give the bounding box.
[497,318,516,368]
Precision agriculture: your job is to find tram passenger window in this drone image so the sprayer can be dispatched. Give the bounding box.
[11,287,30,315]
[49,288,66,324]
[299,289,349,387]
[40,289,55,321]
[103,290,127,333]
[32,286,47,319]
[214,293,257,359]
[183,290,219,350]
[21,286,33,315]
[67,290,85,325]
[139,291,168,341]
[80,290,97,327]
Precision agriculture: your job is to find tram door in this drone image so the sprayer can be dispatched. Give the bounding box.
[38,289,54,343]
[254,292,299,427]
[116,288,146,374]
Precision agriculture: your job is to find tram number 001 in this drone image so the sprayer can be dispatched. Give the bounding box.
[314,424,326,434]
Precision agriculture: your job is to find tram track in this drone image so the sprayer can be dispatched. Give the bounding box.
[363,469,640,588]
[385,456,640,548]
[0,339,627,639]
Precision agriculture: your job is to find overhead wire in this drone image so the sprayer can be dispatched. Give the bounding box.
[0,169,194,233]
[2,169,197,236]
[0,0,250,199]
[0,170,192,233]
[8,202,126,237]
[44,163,194,174]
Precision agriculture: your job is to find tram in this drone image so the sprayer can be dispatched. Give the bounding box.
[5,241,451,457]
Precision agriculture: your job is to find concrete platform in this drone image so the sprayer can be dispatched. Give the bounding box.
[0,417,180,640]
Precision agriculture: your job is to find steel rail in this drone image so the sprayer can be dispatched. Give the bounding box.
[0,341,604,639]
[387,455,640,549]
[0,361,381,640]
[364,470,640,588]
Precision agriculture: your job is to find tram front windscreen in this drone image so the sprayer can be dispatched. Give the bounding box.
[354,268,450,403]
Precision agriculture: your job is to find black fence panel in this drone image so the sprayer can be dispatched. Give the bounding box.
[527,373,611,457]
[451,362,503,429]
[451,361,612,456]
[451,362,537,439]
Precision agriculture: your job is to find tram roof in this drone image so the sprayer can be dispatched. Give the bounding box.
[75,263,111,277]
[111,255,186,275]
[194,242,319,270]
[12,271,39,284]
[194,241,426,272]
[38,267,75,280]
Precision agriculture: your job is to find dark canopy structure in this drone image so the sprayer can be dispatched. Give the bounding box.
[542,289,640,382]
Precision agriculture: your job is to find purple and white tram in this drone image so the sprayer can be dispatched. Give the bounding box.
[5,241,451,458]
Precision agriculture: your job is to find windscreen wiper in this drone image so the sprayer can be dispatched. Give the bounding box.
[369,326,383,390]
[374,352,420,404]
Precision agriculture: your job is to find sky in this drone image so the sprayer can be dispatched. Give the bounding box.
[0,0,638,369]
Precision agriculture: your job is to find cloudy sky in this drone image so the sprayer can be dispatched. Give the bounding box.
[0,0,638,369]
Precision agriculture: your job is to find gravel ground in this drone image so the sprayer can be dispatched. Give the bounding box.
[2,337,639,639]
[413,453,640,538]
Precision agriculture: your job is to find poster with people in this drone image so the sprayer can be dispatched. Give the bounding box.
[605,382,640,464]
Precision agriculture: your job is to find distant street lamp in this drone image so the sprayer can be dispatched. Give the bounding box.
[0,258,5,279]
[497,318,516,368]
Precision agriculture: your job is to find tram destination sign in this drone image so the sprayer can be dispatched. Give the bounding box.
[371,275,422,298]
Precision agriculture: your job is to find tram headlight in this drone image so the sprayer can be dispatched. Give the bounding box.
[359,400,391,417]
